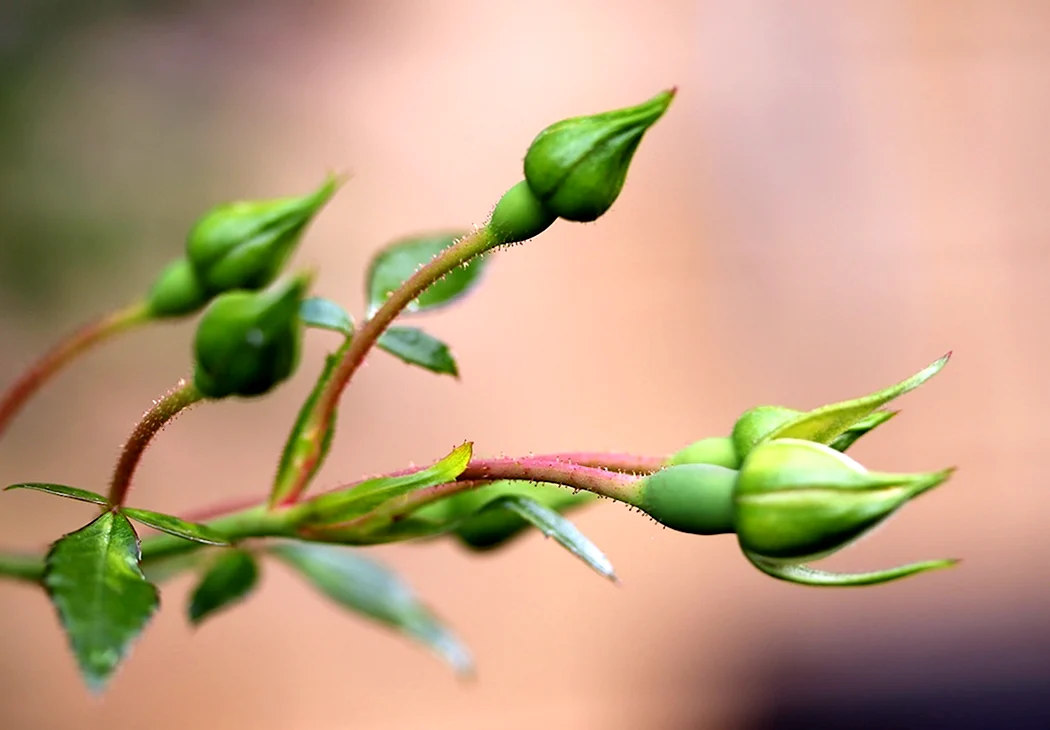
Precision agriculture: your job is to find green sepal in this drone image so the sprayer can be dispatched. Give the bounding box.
[377,326,458,377]
[828,410,898,452]
[523,89,675,222]
[121,507,230,546]
[4,482,109,506]
[745,551,958,587]
[270,543,473,676]
[44,511,158,692]
[366,232,485,316]
[305,442,473,525]
[188,549,260,625]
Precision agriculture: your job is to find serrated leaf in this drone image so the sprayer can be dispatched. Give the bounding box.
[378,326,458,377]
[300,297,354,336]
[5,482,109,505]
[122,507,229,546]
[271,542,473,675]
[188,549,260,625]
[366,232,485,315]
[44,511,158,692]
[828,410,898,452]
[448,481,595,550]
[270,339,350,506]
[769,354,949,446]
[307,442,472,525]
[744,551,958,586]
[473,495,615,580]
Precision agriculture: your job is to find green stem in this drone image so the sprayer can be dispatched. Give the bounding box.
[281,226,496,503]
[0,452,652,583]
[0,301,151,440]
[108,378,205,507]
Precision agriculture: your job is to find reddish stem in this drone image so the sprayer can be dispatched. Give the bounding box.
[108,378,204,507]
[529,451,664,474]
[0,301,151,440]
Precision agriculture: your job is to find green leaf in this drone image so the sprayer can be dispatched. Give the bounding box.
[271,542,473,675]
[378,326,458,377]
[475,495,615,581]
[142,551,213,585]
[307,442,473,525]
[122,507,229,546]
[44,511,159,692]
[828,410,898,452]
[366,232,485,315]
[744,551,958,587]
[270,339,350,506]
[769,354,950,445]
[4,482,109,506]
[300,296,354,337]
[188,550,260,625]
[447,481,595,550]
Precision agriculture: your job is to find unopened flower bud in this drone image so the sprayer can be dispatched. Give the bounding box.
[193,272,312,399]
[523,89,675,222]
[145,258,209,319]
[187,176,338,294]
[735,439,952,562]
[666,436,740,469]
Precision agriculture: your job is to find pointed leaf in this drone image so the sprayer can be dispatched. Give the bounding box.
[300,297,354,337]
[366,232,486,315]
[307,442,473,524]
[270,339,350,506]
[745,551,958,586]
[270,543,473,675]
[5,482,108,506]
[447,481,595,550]
[378,327,458,377]
[770,354,950,445]
[828,410,898,452]
[122,507,229,546]
[44,511,158,692]
[188,549,260,625]
[477,495,615,581]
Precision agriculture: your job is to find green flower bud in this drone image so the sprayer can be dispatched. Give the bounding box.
[667,436,740,469]
[735,439,953,563]
[193,272,312,399]
[731,354,949,461]
[636,464,736,535]
[145,258,209,318]
[486,180,558,247]
[523,89,675,222]
[187,176,338,294]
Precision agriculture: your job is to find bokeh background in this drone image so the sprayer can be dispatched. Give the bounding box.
[1,1,1049,728]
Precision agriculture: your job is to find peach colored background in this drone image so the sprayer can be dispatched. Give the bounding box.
[1,2,1048,728]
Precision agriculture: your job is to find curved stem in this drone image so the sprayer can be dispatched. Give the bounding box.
[0,301,151,440]
[108,377,205,507]
[281,226,496,503]
[529,451,665,474]
[0,451,657,583]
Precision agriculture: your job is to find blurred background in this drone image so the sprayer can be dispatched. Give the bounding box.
[1,1,1048,728]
